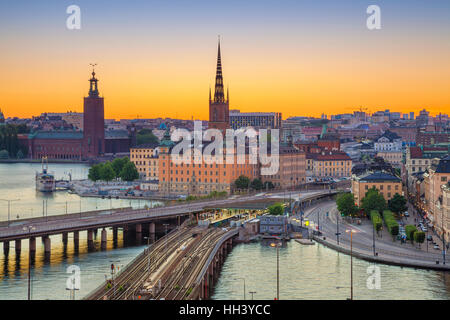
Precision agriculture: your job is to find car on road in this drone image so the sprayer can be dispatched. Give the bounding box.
[434,245,440,250]
[427,235,433,241]
[404,212,409,217]
[422,227,428,232]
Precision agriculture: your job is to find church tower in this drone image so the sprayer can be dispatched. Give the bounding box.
[83,66,105,157]
[209,39,230,132]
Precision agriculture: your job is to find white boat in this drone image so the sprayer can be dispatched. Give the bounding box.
[36,157,56,192]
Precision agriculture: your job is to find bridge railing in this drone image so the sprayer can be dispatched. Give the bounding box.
[193,228,239,288]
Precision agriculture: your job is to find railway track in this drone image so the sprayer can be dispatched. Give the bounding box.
[152,227,227,300]
[86,221,196,300]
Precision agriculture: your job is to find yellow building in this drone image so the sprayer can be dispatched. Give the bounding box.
[352,171,402,206]
[310,151,352,179]
[376,151,403,168]
[129,143,159,180]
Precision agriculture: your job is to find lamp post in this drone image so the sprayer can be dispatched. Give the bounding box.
[23,225,35,300]
[336,210,340,245]
[345,229,357,300]
[249,291,256,300]
[270,241,282,300]
[442,210,446,265]
[0,198,20,227]
[233,278,246,300]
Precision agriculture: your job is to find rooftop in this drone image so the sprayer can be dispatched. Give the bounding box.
[356,171,401,182]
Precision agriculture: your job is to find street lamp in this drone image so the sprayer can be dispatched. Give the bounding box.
[23,225,35,300]
[345,229,357,300]
[0,198,20,227]
[249,291,256,300]
[233,278,246,300]
[270,241,282,300]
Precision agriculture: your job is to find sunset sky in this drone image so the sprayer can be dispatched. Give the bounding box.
[0,0,449,120]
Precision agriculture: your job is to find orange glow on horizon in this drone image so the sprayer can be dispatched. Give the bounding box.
[1,37,449,120]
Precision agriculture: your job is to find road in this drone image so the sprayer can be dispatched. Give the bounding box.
[292,201,450,269]
[0,190,328,242]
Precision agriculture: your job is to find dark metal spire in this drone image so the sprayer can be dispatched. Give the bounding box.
[214,37,225,103]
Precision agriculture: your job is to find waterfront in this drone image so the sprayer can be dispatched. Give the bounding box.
[0,163,158,222]
[212,241,450,300]
[0,163,156,300]
[1,163,450,300]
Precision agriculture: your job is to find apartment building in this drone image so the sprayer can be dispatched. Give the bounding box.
[352,171,402,206]
[129,142,159,180]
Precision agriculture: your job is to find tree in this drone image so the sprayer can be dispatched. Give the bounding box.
[137,129,159,145]
[111,157,129,178]
[88,164,102,181]
[336,193,358,217]
[268,203,284,215]
[405,225,418,243]
[361,187,386,214]
[235,175,250,190]
[251,178,263,190]
[414,231,425,247]
[370,210,383,233]
[0,149,9,159]
[119,162,139,181]
[388,193,407,215]
[263,181,275,190]
[100,162,116,182]
[382,210,399,239]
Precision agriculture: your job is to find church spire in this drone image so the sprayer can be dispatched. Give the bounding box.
[213,37,225,103]
[88,63,99,98]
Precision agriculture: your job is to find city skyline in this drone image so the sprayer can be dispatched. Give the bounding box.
[1,0,450,120]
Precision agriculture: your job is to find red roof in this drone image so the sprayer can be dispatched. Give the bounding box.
[307,151,351,161]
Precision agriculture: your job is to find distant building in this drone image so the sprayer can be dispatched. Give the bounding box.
[439,183,450,243]
[208,39,229,133]
[389,126,416,146]
[229,110,282,130]
[308,151,352,179]
[423,156,450,231]
[260,215,288,235]
[130,142,159,180]
[352,171,402,206]
[416,127,450,146]
[405,145,449,181]
[157,129,259,196]
[20,70,134,160]
[0,109,5,124]
[261,143,306,189]
[376,151,403,168]
[374,130,402,152]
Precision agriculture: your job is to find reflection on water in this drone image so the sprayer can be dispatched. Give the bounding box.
[0,163,159,222]
[213,241,450,300]
[0,228,156,300]
[0,163,162,300]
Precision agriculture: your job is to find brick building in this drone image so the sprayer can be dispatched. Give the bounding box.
[20,70,135,160]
